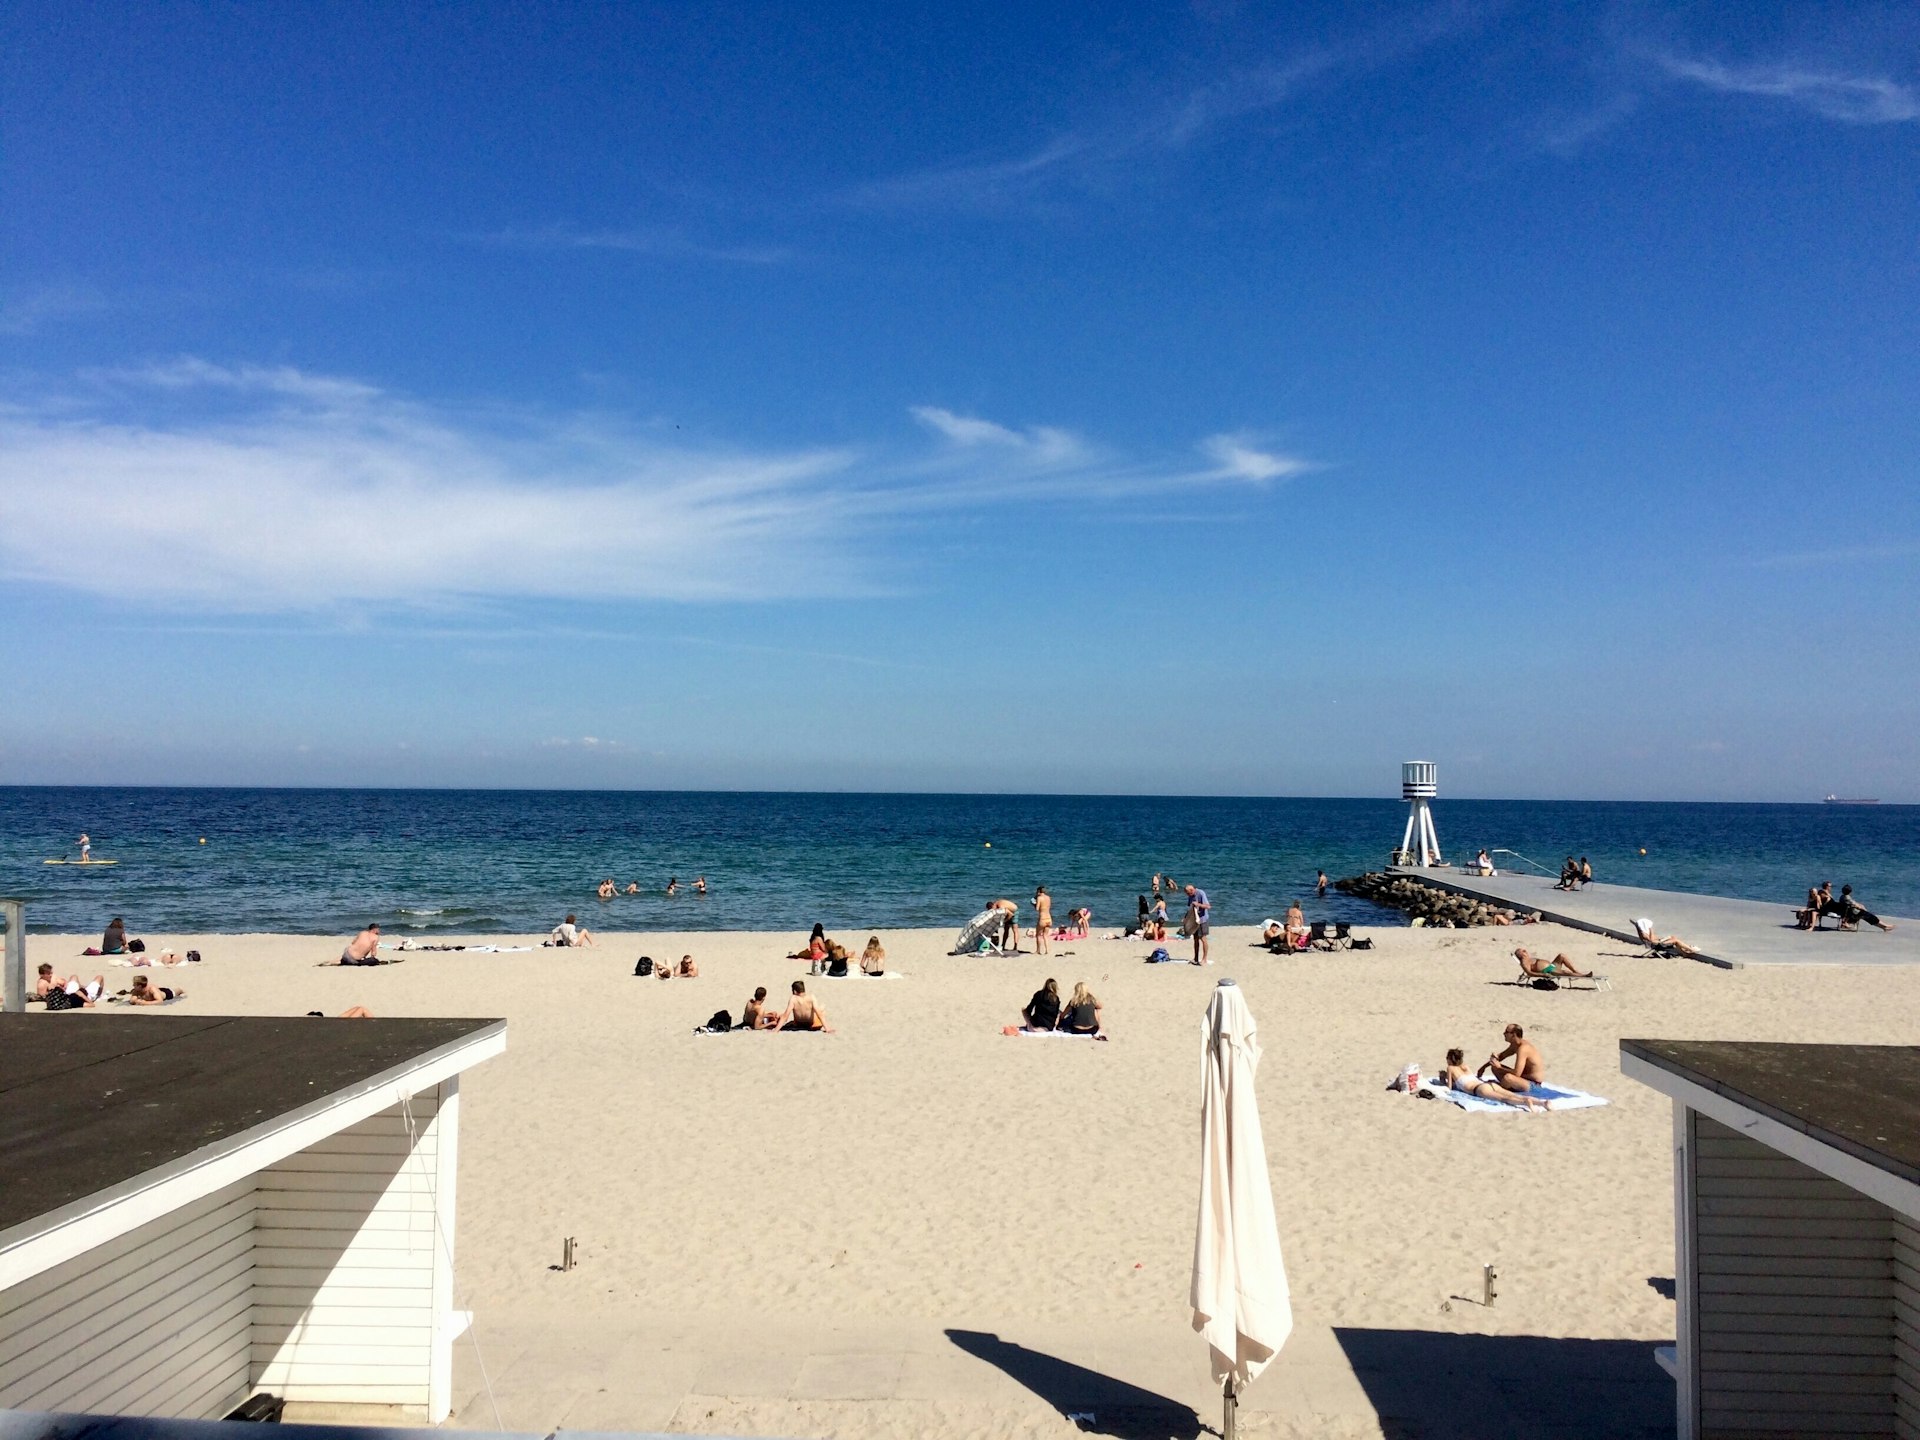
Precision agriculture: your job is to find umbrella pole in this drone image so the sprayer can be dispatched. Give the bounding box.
[1223,1378,1237,1440]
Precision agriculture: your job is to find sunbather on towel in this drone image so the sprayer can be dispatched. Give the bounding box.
[775,980,832,1032]
[1021,978,1062,1032]
[126,976,185,1005]
[1479,1024,1544,1093]
[1442,1048,1547,1111]
[860,937,888,975]
[1514,947,1593,980]
[340,923,383,965]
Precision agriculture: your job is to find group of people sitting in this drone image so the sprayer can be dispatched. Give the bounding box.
[1795,881,1895,933]
[1126,894,1173,940]
[1259,904,1313,952]
[596,876,708,899]
[1554,856,1593,891]
[738,980,832,1031]
[1015,978,1107,1038]
[31,963,184,1009]
[788,925,890,976]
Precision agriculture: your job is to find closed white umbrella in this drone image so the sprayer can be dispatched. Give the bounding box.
[1191,979,1292,1437]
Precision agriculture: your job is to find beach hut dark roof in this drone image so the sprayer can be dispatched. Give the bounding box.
[1621,1038,1920,1189]
[0,1014,503,1241]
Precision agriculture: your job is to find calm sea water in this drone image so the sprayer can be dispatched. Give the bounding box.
[1,787,1915,937]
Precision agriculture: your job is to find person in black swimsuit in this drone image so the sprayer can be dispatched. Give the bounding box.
[126,975,184,1005]
[1059,981,1105,1038]
[1021,978,1062,1032]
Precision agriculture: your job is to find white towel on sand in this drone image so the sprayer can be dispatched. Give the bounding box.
[1433,1083,1608,1114]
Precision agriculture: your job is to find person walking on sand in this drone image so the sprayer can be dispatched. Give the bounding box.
[1480,1024,1544,1093]
[1034,885,1053,956]
[1184,883,1211,966]
[340,923,382,966]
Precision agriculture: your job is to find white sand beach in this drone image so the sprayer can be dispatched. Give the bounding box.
[38,922,1920,1437]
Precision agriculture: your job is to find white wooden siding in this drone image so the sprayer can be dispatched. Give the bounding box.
[249,1091,442,1409]
[1895,1217,1920,1440]
[1694,1115,1896,1438]
[0,1179,255,1419]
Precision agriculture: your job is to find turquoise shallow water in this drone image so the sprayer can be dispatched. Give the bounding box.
[2,787,1915,937]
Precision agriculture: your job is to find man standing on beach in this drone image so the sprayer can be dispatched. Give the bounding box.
[1034,886,1053,955]
[1185,883,1210,966]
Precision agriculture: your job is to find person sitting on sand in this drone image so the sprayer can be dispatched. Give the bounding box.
[341,923,383,965]
[1284,903,1309,950]
[1479,1024,1544,1093]
[549,914,595,948]
[1442,1048,1547,1110]
[1021,978,1062,1032]
[1836,884,1896,933]
[596,878,617,900]
[1260,919,1284,946]
[101,916,135,954]
[826,943,851,977]
[1059,982,1105,1038]
[32,962,70,999]
[860,936,887,976]
[1514,947,1594,980]
[789,923,829,960]
[126,975,185,1006]
[741,987,771,1029]
[775,980,831,1032]
[1631,918,1698,957]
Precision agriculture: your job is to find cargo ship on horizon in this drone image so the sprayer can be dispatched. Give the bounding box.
[1823,794,1880,805]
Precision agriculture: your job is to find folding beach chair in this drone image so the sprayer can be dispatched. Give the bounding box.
[1309,922,1353,951]
[1515,955,1611,992]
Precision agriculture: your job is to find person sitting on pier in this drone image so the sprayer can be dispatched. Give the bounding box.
[1795,884,1825,930]
[1514,947,1595,980]
[1578,857,1593,887]
[1474,849,1495,876]
[1835,885,1895,933]
[1554,857,1579,891]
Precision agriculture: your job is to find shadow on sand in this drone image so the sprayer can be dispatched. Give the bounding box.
[1334,1328,1674,1440]
[945,1329,1204,1439]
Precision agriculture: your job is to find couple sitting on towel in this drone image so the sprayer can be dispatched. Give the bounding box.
[1015,978,1106,1039]
[1440,1024,1552,1111]
[739,980,833,1031]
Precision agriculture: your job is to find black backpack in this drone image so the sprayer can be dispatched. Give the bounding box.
[703,1010,733,1032]
[633,956,653,976]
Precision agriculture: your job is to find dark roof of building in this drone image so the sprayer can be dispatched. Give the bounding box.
[1622,1038,1920,1188]
[0,1014,503,1238]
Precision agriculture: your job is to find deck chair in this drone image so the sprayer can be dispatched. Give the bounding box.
[1629,918,1688,959]
[1310,921,1353,951]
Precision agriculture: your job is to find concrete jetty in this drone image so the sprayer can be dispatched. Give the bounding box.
[1388,867,1915,969]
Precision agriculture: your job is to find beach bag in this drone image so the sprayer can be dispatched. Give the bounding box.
[703,1010,732,1033]
[633,956,653,977]
[128,938,146,953]
[1351,937,1373,950]
[1149,947,1170,964]
[45,988,78,1011]
[186,950,201,963]
[1178,910,1197,938]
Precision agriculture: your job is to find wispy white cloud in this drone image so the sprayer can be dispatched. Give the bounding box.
[1654,53,1919,124]
[0,284,111,336]
[0,365,1317,615]
[469,222,794,266]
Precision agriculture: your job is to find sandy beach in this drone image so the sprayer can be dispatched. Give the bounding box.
[35,920,1920,1437]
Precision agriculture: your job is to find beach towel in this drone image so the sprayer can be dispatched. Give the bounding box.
[1001,1026,1107,1040]
[1430,1083,1608,1114]
[814,970,906,980]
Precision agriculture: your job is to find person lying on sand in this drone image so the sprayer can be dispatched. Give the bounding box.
[775,980,832,1032]
[1059,982,1106,1038]
[1479,1024,1543,1093]
[1514,947,1593,980]
[1442,1048,1548,1110]
[1021,978,1062,1032]
[741,986,778,1030]
[125,975,185,1005]
[47,976,105,1008]
[656,954,698,979]
[340,923,383,965]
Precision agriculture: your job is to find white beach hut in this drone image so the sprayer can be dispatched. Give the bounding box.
[0,1015,505,1425]
[1621,1039,1920,1440]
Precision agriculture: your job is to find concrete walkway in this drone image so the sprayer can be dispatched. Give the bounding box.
[1391,868,1915,969]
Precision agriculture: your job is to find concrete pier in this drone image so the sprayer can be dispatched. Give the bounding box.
[1388,867,1915,969]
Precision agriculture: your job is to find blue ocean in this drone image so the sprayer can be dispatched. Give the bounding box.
[2,787,1914,937]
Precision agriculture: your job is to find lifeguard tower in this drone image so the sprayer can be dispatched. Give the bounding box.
[1396,761,1443,868]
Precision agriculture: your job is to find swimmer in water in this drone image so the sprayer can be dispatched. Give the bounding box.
[665,876,680,897]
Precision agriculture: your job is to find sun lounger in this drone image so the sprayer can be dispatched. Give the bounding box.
[1516,958,1611,991]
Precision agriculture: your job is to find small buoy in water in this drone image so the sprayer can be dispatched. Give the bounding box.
[199,838,207,844]
[1639,847,1647,855]
[984,841,992,848]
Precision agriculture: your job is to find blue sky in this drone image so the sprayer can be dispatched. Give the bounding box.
[2,1,1916,799]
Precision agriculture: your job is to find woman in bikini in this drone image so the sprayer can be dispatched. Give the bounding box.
[776,980,831,1032]
[1441,1048,1547,1110]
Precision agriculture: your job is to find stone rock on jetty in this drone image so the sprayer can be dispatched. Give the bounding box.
[1334,871,1532,929]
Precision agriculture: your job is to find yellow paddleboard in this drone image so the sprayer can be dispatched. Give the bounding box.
[44,858,119,866]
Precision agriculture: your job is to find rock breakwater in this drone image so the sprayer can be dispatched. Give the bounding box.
[1334,872,1537,928]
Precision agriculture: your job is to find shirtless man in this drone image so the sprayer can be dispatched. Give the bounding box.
[741,986,777,1030]
[596,878,617,900]
[656,953,698,980]
[1033,886,1053,956]
[989,898,1019,952]
[340,923,382,966]
[775,980,832,1032]
[1514,947,1594,980]
[1481,1024,1544,1093]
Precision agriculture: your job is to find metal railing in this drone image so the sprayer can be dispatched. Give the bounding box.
[1485,849,1557,877]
